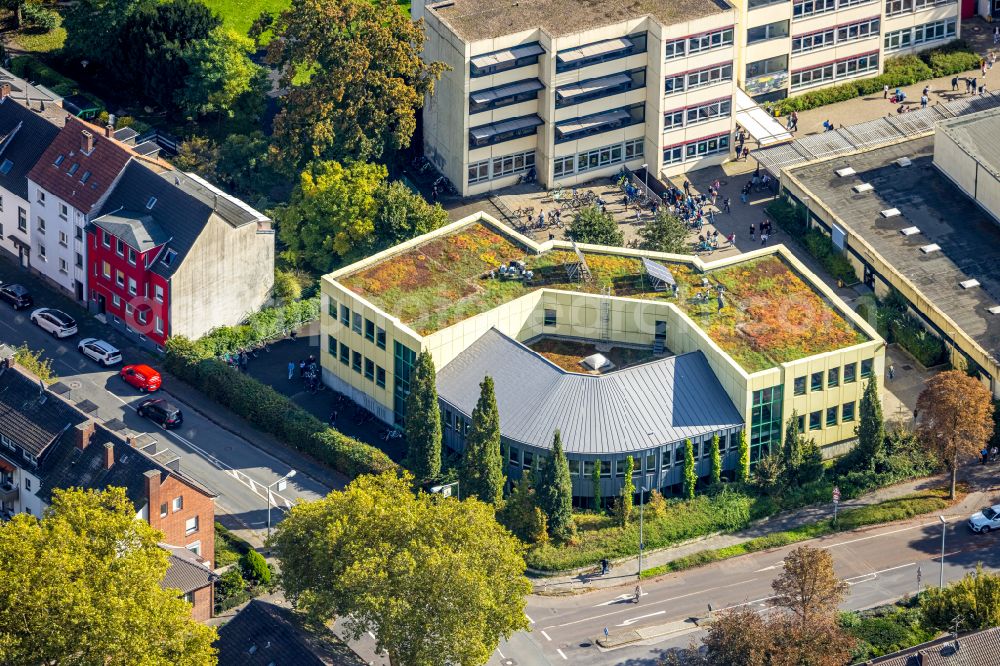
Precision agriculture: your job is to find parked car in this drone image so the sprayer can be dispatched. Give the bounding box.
[78,338,122,366]
[137,398,182,429]
[30,308,78,338]
[0,283,33,310]
[120,364,161,392]
[968,504,1000,533]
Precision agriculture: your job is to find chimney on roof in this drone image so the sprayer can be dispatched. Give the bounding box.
[74,420,95,451]
[0,83,10,101]
[105,124,112,138]
[144,469,161,526]
[81,129,94,154]
[103,441,114,470]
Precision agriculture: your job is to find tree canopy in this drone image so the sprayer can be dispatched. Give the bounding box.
[916,369,994,498]
[921,564,1000,632]
[461,376,505,505]
[0,487,217,665]
[638,209,688,253]
[256,0,446,169]
[537,430,574,541]
[856,375,885,469]
[178,27,266,118]
[270,472,531,666]
[568,205,624,247]
[772,545,848,629]
[405,350,442,483]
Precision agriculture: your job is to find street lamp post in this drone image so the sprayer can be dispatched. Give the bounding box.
[266,469,297,539]
[939,515,947,588]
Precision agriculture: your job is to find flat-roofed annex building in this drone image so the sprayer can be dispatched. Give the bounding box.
[321,212,883,501]
[417,0,740,196]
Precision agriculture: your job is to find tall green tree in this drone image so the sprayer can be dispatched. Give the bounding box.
[498,475,547,544]
[177,26,266,118]
[461,376,505,505]
[255,0,446,169]
[782,411,802,485]
[638,209,688,253]
[592,459,602,511]
[683,439,697,500]
[370,181,449,254]
[0,487,217,664]
[270,472,531,666]
[856,375,885,468]
[736,431,750,483]
[63,0,145,67]
[537,430,574,541]
[619,456,635,526]
[709,434,722,485]
[276,160,386,273]
[568,205,624,246]
[404,351,441,482]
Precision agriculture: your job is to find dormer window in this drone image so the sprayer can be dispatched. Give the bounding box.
[145,196,157,210]
[162,248,177,266]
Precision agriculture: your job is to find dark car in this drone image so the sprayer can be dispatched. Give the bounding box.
[136,398,183,429]
[0,283,33,310]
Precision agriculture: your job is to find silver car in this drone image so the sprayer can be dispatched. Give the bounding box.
[30,307,78,338]
[78,338,122,366]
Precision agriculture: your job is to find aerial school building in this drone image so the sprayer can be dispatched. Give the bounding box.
[320,215,883,502]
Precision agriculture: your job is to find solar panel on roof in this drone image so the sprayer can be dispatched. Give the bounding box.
[641,256,676,286]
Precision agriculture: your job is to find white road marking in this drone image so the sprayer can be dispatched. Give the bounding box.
[756,561,783,572]
[496,648,505,659]
[368,631,376,641]
[525,614,534,624]
[846,562,916,586]
[595,591,648,607]
[556,649,568,660]
[616,610,666,627]
[540,630,552,641]
[825,522,935,548]
[725,595,778,610]
[552,585,726,628]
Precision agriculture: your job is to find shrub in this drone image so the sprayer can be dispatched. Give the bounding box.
[889,314,946,367]
[214,522,251,568]
[272,268,303,302]
[766,200,855,284]
[13,343,56,382]
[923,41,981,77]
[21,3,58,30]
[214,568,249,613]
[164,336,396,479]
[239,550,271,586]
[9,55,81,98]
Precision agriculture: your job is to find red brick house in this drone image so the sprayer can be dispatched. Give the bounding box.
[86,161,274,350]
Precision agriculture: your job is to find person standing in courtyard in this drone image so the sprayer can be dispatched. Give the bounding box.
[288,361,295,380]
[883,83,889,99]
[952,76,959,91]
[749,222,756,241]
[920,94,928,109]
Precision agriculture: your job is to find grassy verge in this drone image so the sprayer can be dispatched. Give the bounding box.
[214,521,253,568]
[639,489,953,579]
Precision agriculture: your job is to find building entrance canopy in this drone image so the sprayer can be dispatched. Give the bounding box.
[735,88,792,147]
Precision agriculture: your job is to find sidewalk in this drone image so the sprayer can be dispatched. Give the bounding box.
[532,463,997,594]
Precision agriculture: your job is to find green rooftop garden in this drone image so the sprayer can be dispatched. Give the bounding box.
[339,223,868,372]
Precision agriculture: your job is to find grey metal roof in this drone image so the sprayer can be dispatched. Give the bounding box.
[436,329,743,455]
[937,109,1000,180]
[90,210,170,253]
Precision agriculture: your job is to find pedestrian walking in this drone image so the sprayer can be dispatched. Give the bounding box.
[888,364,895,380]
[724,196,731,213]
[883,83,889,99]
[742,146,750,161]
[761,232,768,247]
[287,361,295,380]
[920,94,928,108]
[299,359,305,377]
[951,76,959,91]
[982,447,989,465]
[922,85,930,97]
[683,179,691,196]
[749,223,755,241]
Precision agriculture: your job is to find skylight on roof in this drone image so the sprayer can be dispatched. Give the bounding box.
[54,154,64,166]
[921,244,940,253]
[67,163,79,176]
[80,171,90,184]
[853,183,873,193]
[960,279,980,289]
[895,157,912,167]
[162,248,177,266]
[881,208,901,218]
[836,167,856,177]
[0,159,13,175]
[900,226,920,236]
[146,196,157,210]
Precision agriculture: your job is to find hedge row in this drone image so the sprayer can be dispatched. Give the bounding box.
[165,335,397,479]
[773,43,979,115]
[766,199,856,285]
[193,298,320,358]
[9,55,99,105]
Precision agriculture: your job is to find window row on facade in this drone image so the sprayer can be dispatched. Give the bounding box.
[555,32,648,73]
[663,132,731,165]
[664,97,732,132]
[469,78,543,114]
[665,27,734,60]
[790,51,879,90]
[555,68,646,109]
[886,0,956,17]
[665,62,734,96]
[793,358,874,395]
[801,400,858,431]
[884,18,956,51]
[328,298,387,350]
[468,150,535,185]
[552,138,644,178]
[791,17,880,54]
[329,335,387,389]
[793,0,876,20]
[555,103,645,144]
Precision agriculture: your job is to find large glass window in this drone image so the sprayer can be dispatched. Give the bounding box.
[393,341,416,425]
[747,20,789,44]
[555,68,645,109]
[828,367,840,387]
[842,401,856,422]
[794,376,806,395]
[844,362,857,383]
[792,28,835,53]
[750,385,783,462]
[469,78,543,114]
[837,18,880,43]
[861,358,873,378]
[688,27,734,54]
[556,32,647,72]
[470,43,544,77]
[555,103,644,143]
[553,138,642,179]
[793,0,836,19]
[826,406,839,427]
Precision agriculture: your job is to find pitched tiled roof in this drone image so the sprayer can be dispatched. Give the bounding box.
[0,97,60,200]
[89,211,170,253]
[216,600,367,666]
[160,543,217,594]
[26,116,135,213]
[0,366,85,457]
[862,627,1000,666]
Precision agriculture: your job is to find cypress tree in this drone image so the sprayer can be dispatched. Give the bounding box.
[460,376,505,505]
[619,456,635,526]
[736,431,750,483]
[782,411,802,485]
[404,350,441,482]
[683,439,697,500]
[709,434,722,485]
[538,430,574,541]
[856,375,885,469]
[591,459,602,511]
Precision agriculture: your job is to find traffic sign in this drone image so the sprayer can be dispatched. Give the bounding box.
[832,486,841,503]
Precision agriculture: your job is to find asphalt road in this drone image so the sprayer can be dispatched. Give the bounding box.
[488,512,1000,666]
[0,298,331,537]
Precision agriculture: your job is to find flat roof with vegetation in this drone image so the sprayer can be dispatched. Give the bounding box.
[338,222,867,373]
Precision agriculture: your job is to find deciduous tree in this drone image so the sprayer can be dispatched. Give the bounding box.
[709,434,721,485]
[916,370,994,499]
[699,606,771,666]
[63,0,145,67]
[0,487,217,665]
[736,431,750,483]
[498,475,547,544]
[404,351,441,482]
[461,376,505,505]
[856,374,885,469]
[256,0,446,169]
[538,430,574,541]
[772,545,848,629]
[638,209,688,254]
[619,455,635,526]
[178,26,266,118]
[370,181,449,254]
[270,472,531,666]
[920,563,1000,632]
[683,439,697,500]
[568,205,624,247]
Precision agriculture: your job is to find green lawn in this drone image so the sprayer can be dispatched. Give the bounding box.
[9,13,66,55]
[205,0,412,36]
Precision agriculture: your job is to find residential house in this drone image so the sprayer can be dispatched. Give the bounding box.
[161,543,218,623]
[0,358,218,619]
[86,161,275,350]
[215,599,368,666]
[858,626,1000,665]
[0,83,60,267]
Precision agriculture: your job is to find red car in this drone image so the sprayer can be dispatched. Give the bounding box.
[120,364,162,392]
